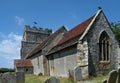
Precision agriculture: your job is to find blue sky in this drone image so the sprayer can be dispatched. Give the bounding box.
[0,0,120,68]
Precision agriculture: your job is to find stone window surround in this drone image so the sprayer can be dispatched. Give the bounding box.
[98,31,111,63]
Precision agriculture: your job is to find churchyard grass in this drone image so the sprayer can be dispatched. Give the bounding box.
[25,74,107,83]
[25,74,46,83]
[84,74,108,83]
[25,74,74,83]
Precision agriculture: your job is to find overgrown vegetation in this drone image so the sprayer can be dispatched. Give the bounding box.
[25,74,108,83]
[0,68,15,73]
[111,21,120,45]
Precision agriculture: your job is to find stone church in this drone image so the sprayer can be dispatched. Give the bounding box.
[14,8,119,79]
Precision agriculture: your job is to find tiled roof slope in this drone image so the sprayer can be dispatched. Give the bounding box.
[57,14,95,46]
[46,14,95,55]
[26,12,96,57]
[26,26,67,58]
[14,59,33,67]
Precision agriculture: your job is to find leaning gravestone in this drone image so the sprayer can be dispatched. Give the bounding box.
[74,66,82,81]
[117,68,120,83]
[44,77,60,83]
[107,70,118,83]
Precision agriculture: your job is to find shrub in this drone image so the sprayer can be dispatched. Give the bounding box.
[0,68,15,73]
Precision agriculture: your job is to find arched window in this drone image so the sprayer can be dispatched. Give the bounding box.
[99,31,110,62]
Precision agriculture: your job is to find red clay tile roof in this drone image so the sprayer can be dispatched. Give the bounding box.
[57,14,95,46]
[26,14,95,57]
[46,14,95,55]
[14,59,33,67]
[26,26,67,58]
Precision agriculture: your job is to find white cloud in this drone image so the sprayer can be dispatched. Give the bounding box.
[0,32,22,68]
[0,32,6,39]
[15,16,24,25]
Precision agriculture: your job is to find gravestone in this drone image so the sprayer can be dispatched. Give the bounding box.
[68,69,74,78]
[2,72,16,83]
[0,76,2,83]
[0,72,25,83]
[107,70,117,83]
[44,77,60,83]
[74,66,82,81]
[102,79,107,83]
[16,72,25,83]
[117,68,120,83]
[2,78,8,83]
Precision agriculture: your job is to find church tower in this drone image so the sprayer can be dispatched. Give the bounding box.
[21,25,52,59]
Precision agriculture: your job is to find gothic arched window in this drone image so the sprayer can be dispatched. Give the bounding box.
[99,31,110,62]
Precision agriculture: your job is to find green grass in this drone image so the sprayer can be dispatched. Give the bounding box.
[25,74,49,83]
[25,74,75,83]
[25,74,108,83]
[84,74,108,83]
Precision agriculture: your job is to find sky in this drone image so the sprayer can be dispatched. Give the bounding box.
[0,0,120,68]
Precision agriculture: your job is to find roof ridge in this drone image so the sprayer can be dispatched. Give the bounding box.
[26,9,102,57]
[45,13,97,55]
[26,26,67,58]
[14,59,33,67]
[56,14,96,46]
[79,9,102,40]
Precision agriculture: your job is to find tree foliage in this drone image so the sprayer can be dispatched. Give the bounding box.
[0,68,15,73]
[111,21,120,44]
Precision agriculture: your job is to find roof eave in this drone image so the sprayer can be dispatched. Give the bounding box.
[79,9,102,41]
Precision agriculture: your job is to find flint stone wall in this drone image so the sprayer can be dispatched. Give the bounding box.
[21,25,52,59]
[86,11,118,75]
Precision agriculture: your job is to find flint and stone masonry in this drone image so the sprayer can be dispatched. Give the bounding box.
[21,25,52,59]
[14,8,119,81]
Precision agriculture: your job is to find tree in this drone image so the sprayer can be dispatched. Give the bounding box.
[110,21,120,45]
[0,68,15,73]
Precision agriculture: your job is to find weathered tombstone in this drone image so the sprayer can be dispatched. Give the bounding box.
[102,79,107,83]
[0,79,2,83]
[107,70,118,83]
[9,72,17,83]
[74,66,82,81]
[2,78,8,83]
[0,74,2,83]
[117,68,120,83]
[44,77,60,83]
[0,78,2,83]
[2,72,9,83]
[68,69,74,79]
[1,72,17,83]
[10,73,16,83]
[16,72,25,83]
